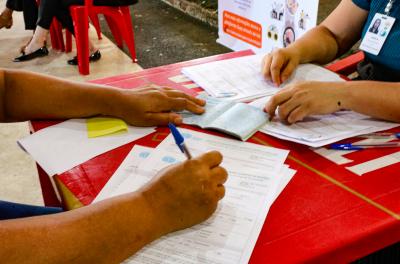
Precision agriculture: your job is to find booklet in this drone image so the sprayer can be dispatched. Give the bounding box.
[181,94,268,141]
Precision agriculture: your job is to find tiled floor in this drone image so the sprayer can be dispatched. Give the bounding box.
[0,1,142,205]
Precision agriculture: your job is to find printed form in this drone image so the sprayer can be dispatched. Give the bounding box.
[249,97,399,147]
[94,129,294,263]
[182,54,343,102]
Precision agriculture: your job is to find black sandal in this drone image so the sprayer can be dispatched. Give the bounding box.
[67,50,101,65]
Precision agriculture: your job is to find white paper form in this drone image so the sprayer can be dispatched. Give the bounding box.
[18,119,155,176]
[259,111,399,148]
[182,54,344,102]
[140,128,289,175]
[93,145,154,203]
[122,129,290,264]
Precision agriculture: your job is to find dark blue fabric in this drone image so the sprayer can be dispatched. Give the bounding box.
[0,201,63,220]
[353,0,372,10]
[353,0,400,71]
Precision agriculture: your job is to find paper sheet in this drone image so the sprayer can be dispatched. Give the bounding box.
[86,117,128,138]
[18,119,155,176]
[93,129,294,263]
[125,129,290,263]
[182,54,344,102]
[248,96,399,148]
[93,145,154,203]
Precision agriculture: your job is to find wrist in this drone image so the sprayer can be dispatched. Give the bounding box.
[140,184,176,236]
[334,82,352,111]
[95,87,135,118]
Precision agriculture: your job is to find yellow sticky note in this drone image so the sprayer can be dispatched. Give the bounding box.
[86,117,128,138]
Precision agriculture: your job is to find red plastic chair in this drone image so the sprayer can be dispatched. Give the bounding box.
[68,0,137,75]
[326,51,364,76]
[49,19,66,52]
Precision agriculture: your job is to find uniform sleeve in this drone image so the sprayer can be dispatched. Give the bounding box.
[352,0,371,10]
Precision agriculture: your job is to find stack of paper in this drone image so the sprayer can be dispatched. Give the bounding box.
[181,54,344,102]
[249,97,399,148]
[94,129,295,263]
[18,119,155,176]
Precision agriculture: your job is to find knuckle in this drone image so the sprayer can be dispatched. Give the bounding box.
[274,49,283,56]
[183,159,200,173]
[271,64,281,71]
[278,106,289,119]
[209,151,223,164]
[269,96,278,105]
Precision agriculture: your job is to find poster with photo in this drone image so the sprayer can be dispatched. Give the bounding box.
[217,0,319,53]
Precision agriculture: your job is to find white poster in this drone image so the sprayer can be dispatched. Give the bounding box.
[217,0,319,53]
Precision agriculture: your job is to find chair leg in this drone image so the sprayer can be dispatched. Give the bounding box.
[89,13,102,40]
[54,19,65,52]
[65,30,72,53]
[49,24,60,50]
[71,6,90,75]
[121,7,137,62]
[105,15,123,48]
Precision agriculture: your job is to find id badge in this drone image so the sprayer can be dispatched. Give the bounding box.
[360,13,396,55]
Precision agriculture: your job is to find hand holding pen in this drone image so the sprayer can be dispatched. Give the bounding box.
[168,123,192,159]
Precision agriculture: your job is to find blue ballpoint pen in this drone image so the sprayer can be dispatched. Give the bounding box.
[168,123,192,159]
[331,142,400,150]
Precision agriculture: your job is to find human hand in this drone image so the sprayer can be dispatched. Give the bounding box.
[142,151,227,234]
[114,85,206,126]
[261,48,301,86]
[265,81,346,124]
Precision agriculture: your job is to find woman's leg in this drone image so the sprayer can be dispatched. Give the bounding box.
[22,0,38,30]
[19,0,99,61]
[23,26,48,54]
[23,0,70,54]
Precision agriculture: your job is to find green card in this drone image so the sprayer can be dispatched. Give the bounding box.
[86,117,128,138]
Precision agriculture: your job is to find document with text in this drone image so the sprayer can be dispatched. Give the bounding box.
[93,129,294,263]
[182,54,343,102]
[249,97,400,148]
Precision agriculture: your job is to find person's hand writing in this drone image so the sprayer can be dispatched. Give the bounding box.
[262,48,300,86]
[114,85,206,126]
[142,151,227,234]
[265,81,346,124]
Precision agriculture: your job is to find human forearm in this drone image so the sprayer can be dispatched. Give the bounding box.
[340,81,400,122]
[2,69,124,122]
[0,192,166,263]
[286,25,340,65]
[0,69,205,126]
[0,151,226,263]
[266,80,400,124]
